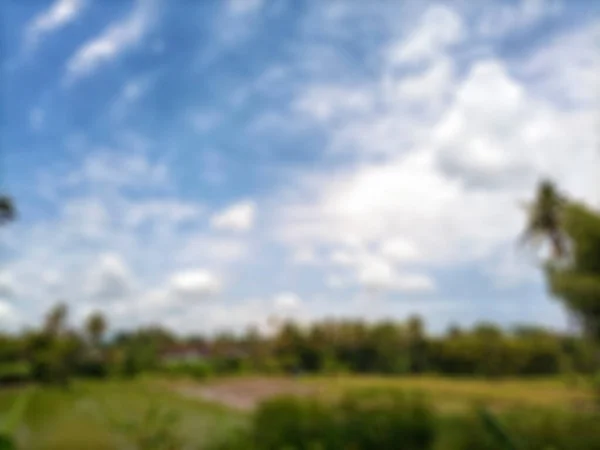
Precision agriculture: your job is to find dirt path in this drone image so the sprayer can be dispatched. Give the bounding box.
[173,377,315,411]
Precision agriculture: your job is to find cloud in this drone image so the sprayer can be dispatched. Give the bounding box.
[64,0,156,84]
[519,20,600,107]
[24,0,86,51]
[64,151,168,189]
[227,0,264,15]
[275,3,598,295]
[477,0,562,38]
[0,301,18,326]
[274,291,302,310]
[110,74,157,121]
[291,247,318,265]
[86,253,135,301]
[0,272,17,298]
[386,4,464,65]
[123,199,202,228]
[211,200,256,232]
[177,235,248,265]
[169,269,222,300]
[356,257,435,293]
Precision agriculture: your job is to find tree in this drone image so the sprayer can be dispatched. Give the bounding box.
[522,181,600,354]
[522,180,567,258]
[44,303,68,337]
[85,311,107,347]
[545,202,600,341]
[0,195,15,225]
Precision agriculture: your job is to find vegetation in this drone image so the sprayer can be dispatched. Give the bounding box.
[1,180,599,448]
[209,389,600,450]
[0,380,246,450]
[1,303,597,387]
[0,195,15,226]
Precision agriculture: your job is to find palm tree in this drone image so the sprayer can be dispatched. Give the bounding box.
[85,311,107,347]
[522,180,567,259]
[0,195,16,225]
[44,303,68,336]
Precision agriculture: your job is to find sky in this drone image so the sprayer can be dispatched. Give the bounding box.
[0,0,598,335]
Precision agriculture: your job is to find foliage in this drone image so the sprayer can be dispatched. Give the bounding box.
[213,390,600,450]
[0,195,15,225]
[546,202,600,341]
[243,390,435,450]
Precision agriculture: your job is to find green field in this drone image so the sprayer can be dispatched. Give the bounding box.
[0,379,246,450]
[0,376,595,449]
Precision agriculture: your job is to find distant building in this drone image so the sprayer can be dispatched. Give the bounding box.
[160,344,211,364]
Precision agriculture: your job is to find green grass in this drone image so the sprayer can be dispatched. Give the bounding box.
[300,375,594,411]
[0,379,247,450]
[0,375,595,449]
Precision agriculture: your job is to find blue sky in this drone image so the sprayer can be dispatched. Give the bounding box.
[0,0,598,334]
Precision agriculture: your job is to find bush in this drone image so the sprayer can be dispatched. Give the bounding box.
[213,390,600,450]
[437,408,600,450]
[0,361,31,384]
[243,390,436,450]
[161,360,213,380]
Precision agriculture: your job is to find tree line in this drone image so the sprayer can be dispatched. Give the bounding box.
[0,304,596,385]
[0,180,599,385]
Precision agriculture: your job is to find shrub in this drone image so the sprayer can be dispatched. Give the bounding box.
[246,390,435,450]
[0,362,31,384]
[161,360,213,380]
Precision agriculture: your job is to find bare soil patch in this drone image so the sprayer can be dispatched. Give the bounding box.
[173,377,316,411]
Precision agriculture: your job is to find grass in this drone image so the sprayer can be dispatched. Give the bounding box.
[0,375,595,449]
[0,379,247,450]
[300,375,594,411]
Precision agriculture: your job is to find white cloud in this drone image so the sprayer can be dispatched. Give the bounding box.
[86,253,135,301]
[293,85,374,123]
[0,272,17,298]
[65,0,156,84]
[291,247,318,265]
[519,20,600,107]
[177,234,248,264]
[227,0,264,15]
[276,10,598,295]
[211,200,256,232]
[326,275,346,289]
[0,301,18,326]
[379,238,422,263]
[274,291,301,310]
[386,4,464,65]
[124,199,202,228]
[110,75,156,121]
[478,0,562,38]
[357,257,434,293]
[169,269,222,300]
[65,152,168,189]
[25,0,86,50]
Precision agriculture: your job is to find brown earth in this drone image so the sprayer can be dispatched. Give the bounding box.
[172,377,316,411]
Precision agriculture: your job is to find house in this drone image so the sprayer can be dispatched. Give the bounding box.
[160,344,211,365]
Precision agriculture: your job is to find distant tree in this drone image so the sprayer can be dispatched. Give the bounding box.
[522,181,600,371]
[0,195,16,225]
[44,302,68,337]
[522,180,567,258]
[85,311,107,347]
[545,202,600,341]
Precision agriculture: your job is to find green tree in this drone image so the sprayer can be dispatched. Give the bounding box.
[85,311,107,347]
[546,202,600,341]
[44,302,68,337]
[0,195,16,225]
[522,180,567,258]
